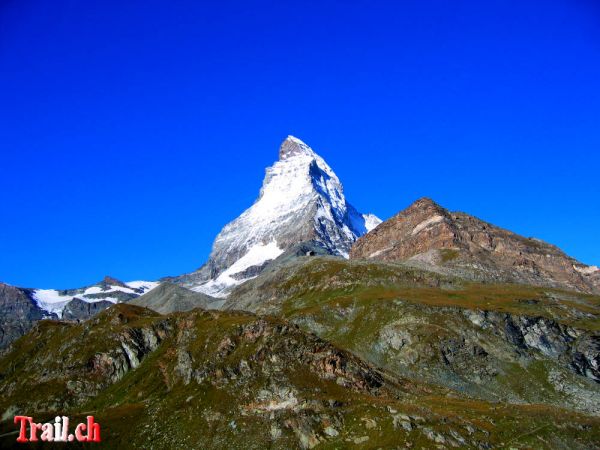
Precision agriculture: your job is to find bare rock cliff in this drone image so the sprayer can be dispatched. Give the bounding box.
[350,198,600,294]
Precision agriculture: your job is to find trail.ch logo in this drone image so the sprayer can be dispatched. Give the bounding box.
[14,416,101,443]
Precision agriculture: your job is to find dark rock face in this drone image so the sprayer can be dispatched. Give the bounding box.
[463,310,600,383]
[0,283,52,350]
[572,335,600,381]
[350,198,600,294]
[62,298,114,322]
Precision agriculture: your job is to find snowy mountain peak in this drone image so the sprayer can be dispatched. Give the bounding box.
[178,136,381,297]
[279,135,315,160]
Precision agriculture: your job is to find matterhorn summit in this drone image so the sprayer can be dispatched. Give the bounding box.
[177,136,381,297]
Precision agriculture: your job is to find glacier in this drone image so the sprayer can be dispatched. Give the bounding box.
[32,280,160,317]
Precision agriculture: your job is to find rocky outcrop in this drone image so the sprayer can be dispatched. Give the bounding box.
[0,305,390,414]
[62,297,114,321]
[350,198,600,294]
[222,255,600,415]
[0,304,172,411]
[172,313,388,396]
[312,299,600,415]
[464,309,600,382]
[0,283,52,350]
[0,305,397,434]
[88,324,168,384]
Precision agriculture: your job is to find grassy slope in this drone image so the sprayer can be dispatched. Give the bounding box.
[227,258,600,413]
[0,304,598,449]
[261,258,600,330]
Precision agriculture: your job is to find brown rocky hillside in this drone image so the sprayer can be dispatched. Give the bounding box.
[350,198,600,294]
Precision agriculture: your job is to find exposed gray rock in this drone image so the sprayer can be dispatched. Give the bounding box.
[571,335,600,381]
[464,309,600,383]
[0,283,53,350]
[89,321,169,387]
[130,282,222,314]
[62,297,113,322]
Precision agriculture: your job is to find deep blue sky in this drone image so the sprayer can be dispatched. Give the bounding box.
[1,0,599,289]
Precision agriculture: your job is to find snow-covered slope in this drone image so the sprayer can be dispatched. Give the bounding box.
[32,279,159,317]
[181,136,381,297]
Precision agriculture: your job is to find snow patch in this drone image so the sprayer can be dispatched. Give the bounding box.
[126,280,161,293]
[193,241,284,297]
[411,215,444,236]
[82,286,103,295]
[368,246,394,259]
[86,296,119,304]
[32,290,74,318]
[363,214,382,232]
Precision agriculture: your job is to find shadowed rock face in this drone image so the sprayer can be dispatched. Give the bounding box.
[0,283,52,349]
[350,198,600,294]
[62,297,114,322]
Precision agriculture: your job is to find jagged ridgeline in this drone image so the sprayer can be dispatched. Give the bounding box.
[1,136,599,449]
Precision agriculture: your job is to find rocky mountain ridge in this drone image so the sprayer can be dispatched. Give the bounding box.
[31,276,160,317]
[350,197,600,294]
